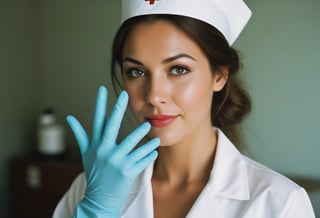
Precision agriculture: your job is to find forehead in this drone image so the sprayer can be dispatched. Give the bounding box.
[122,19,206,60]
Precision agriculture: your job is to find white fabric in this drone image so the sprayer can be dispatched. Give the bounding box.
[121,0,252,45]
[53,129,315,218]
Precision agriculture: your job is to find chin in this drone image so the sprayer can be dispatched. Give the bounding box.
[147,127,182,147]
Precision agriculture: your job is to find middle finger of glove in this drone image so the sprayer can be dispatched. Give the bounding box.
[101,90,129,148]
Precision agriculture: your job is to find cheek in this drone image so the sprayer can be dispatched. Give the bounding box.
[175,80,213,111]
[125,85,143,114]
[127,90,139,108]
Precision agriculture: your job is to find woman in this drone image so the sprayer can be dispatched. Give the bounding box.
[54,0,315,217]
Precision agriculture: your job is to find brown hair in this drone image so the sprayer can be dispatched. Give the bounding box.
[110,15,251,147]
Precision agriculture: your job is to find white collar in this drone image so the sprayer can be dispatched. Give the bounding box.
[209,128,250,200]
[122,128,250,216]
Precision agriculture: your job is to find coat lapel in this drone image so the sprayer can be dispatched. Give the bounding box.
[186,129,250,218]
[121,129,250,218]
[210,129,250,200]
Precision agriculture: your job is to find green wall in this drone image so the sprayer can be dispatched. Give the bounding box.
[236,0,320,179]
[236,0,320,213]
[0,1,38,217]
[1,0,319,217]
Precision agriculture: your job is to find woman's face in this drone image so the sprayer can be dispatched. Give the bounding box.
[122,20,227,146]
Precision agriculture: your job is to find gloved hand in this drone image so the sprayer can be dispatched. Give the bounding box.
[67,86,160,218]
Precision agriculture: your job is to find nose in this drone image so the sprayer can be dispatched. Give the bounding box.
[145,75,168,106]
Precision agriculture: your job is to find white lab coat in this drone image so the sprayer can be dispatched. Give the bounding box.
[53,129,315,218]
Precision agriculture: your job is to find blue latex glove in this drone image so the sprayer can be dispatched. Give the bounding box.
[67,86,160,218]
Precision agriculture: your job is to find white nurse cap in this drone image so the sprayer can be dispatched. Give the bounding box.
[121,0,252,45]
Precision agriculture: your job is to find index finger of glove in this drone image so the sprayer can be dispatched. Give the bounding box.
[101,91,128,145]
[66,115,89,157]
[128,137,160,164]
[118,122,151,155]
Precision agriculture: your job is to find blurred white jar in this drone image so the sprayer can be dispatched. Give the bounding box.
[37,108,66,156]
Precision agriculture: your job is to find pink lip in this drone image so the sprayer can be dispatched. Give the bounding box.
[145,114,177,128]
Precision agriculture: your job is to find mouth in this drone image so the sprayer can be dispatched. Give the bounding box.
[145,114,178,128]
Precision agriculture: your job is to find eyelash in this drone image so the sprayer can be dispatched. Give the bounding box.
[124,65,190,79]
[170,66,190,76]
[125,68,145,78]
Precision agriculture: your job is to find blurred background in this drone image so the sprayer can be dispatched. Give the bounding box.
[0,0,319,217]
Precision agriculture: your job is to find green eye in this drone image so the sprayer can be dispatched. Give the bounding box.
[170,66,189,76]
[126,68,146,78]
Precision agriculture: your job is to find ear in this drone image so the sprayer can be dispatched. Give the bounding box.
[212,66,229,92]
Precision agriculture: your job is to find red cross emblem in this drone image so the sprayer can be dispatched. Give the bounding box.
[145,0,158,5]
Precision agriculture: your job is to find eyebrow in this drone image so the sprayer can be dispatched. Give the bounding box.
[162,54,196,64]
[122,53,196,65]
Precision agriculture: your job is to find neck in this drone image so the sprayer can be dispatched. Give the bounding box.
[153,126,217,187]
